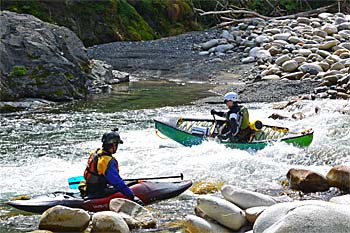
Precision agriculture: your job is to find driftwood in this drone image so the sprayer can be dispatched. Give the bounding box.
[194,3,338,28]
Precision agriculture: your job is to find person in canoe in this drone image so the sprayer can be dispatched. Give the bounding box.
[210,92,252,142]
[83,129,144,205]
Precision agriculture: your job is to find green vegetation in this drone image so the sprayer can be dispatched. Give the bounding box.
[55,89,64,97]
[64,72,74,80]
[29,65,50,86]
[118,0,157,40]
[0,0,342,45]
[130,0,201,37]
[11,66,27,77]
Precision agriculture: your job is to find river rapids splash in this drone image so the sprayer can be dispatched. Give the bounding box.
[0,85,349,232]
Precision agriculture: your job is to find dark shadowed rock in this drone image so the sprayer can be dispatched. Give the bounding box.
[287,168,329,193]
[326,165,350,193]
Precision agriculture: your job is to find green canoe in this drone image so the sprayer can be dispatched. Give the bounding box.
[154,116,313,150]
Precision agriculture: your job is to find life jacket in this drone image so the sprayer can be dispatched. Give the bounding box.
[224,105,249,129]
[239,106,249,130]
[221,105,250,141]
[84,148,119,194]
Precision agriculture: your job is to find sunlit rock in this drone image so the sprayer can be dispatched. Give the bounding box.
[109,198,156,229]
[253,200,350,233]
[196,195,246,230]
[38,205,90,232]
[221,185,276,209]
[184,214,232,233]
[91,211,129,233]
[190,181,224,194]
[244,206,268,224]
[329,195,350,205]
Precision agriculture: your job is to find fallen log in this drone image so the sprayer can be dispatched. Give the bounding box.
[195,3,338,28]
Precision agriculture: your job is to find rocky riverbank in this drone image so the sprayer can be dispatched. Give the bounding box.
[88,29,319,104]
[89,11,350,104]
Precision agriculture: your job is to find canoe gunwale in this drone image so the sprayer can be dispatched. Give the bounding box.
[154,118,313,149]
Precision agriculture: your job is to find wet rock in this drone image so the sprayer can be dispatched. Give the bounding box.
[0,98,54,112]
[326,165,350,192]
[268,113,289,119]
[286,168,329,193]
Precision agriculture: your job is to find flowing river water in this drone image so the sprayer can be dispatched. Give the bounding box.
[0,80,349,232]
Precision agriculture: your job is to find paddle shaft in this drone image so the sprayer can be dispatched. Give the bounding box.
[68,173,184,187]
[263,124,289,133]
[124,173,184,181]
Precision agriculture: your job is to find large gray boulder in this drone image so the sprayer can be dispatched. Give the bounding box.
[254,200,350,233]
[0,11,89,101]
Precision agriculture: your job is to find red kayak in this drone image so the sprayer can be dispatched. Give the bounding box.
[7,180,192,213]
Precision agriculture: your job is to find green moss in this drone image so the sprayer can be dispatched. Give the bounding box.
[29,65,50,86]
[27,52,39,60]
[64,72,74,80]
[55,89,64,96]
[280,0,299,12]
[3,0,53,23]
[11,66,27,77]
[118,0,157,40]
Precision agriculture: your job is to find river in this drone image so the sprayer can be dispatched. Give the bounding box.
[0,80,349,232]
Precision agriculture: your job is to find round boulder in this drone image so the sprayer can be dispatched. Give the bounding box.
[254,200,350,233]
[39,205,90,232]
[91,211,129,233]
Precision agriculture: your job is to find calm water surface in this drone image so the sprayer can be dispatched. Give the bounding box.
[0,80,349,232]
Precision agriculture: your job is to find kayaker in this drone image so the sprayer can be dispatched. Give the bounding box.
[210,92,251,142]
[83,129,144,205]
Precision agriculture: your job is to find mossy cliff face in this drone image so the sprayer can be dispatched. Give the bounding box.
[0,11,89,101]
[1,0,203,46]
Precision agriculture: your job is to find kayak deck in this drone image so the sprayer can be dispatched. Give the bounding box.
[7,180,193,213]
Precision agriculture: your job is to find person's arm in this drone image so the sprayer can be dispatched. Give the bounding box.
[105,160,134,199]
[222,112,240,138]
[210,109,225,117]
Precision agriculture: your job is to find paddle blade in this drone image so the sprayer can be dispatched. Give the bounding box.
[68,176,84,189]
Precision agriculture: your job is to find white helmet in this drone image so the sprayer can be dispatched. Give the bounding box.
[224,92,239,103]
